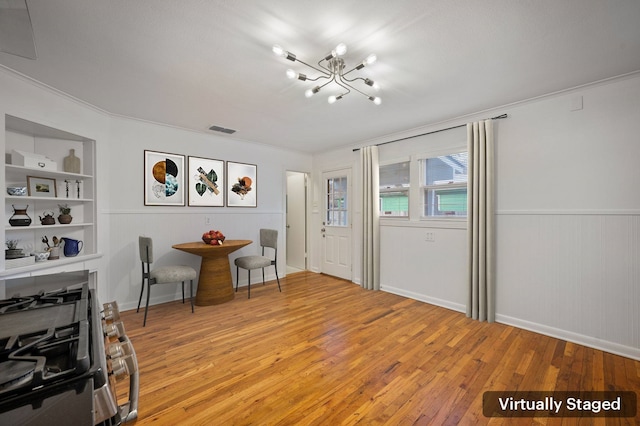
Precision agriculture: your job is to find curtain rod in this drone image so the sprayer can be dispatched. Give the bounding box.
[352,113,508,152]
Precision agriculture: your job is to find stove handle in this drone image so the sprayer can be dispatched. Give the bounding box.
[117,335,139,423]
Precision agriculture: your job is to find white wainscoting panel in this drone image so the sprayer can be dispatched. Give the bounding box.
[379,223,467,310]
[496,213,640,359]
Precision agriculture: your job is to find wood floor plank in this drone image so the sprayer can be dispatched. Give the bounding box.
[115,271,640,425]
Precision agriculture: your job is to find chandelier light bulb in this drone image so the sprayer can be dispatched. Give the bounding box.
[365,53,377,65]
[305,86,320,98]
[335,43,347,56]
[273,44,296,61]
[364,78,381,91]
[328,95,337,104]
[369,96,382,105]
[272,45,285,57]
[286,69,296,79]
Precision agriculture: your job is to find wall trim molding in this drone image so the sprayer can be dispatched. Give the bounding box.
[380,219,466,229]
[496,314,640,361]
[497,209,640,216]
[104,209,284,215]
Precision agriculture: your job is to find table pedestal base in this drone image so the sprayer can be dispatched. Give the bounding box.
[172,240,252,307]
[196,256,235,306]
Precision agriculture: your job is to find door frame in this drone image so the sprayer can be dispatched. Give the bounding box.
[285,170,308,273]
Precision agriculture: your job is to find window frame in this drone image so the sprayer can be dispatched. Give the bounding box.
[418,148,468,221]
[378,160,410,218]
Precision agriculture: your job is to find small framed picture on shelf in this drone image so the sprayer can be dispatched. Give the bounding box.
[27,176,57,198]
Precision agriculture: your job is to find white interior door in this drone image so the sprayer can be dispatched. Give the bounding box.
[286,171,307,272]
[321,169,351,280]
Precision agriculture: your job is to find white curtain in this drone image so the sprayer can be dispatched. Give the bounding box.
[361,145,380,290]
[467,120,495,322]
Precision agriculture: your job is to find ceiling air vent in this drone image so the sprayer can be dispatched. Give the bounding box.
[208,125,236,134]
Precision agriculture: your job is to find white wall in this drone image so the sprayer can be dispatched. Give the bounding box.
[313,73,640,360]
[494,74,640,359]
[0,67,313,311]
[107,117,312,310]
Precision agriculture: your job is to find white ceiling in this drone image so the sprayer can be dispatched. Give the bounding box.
[1,0,639,154]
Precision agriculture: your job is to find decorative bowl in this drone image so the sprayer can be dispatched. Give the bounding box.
[7,187,27,196]
[34,252,50,262]
[202,235,225,245]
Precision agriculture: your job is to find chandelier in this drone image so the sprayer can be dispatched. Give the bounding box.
[272,43,381,105]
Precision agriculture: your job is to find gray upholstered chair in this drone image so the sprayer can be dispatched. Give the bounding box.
[234,229,281,299]
[137,236,197,326]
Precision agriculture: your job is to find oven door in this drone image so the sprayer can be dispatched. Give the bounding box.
[0,378,94,426]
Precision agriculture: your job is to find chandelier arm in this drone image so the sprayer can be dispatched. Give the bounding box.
[318,79,336,91]
[341,75,364,83]
[295,58,330,76]
[304,75,331,82]
[338,76,372,98]
[342,65,363,76]
[333,79,352,96]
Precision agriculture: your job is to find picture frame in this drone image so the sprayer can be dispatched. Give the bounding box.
[188,156,225,207]
[27,176,57,198]
[144,150,186,206]
[226,161,257,207]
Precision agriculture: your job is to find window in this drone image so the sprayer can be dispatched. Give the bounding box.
[420,152,468,217]
[379,161,409,217]
[326,176,348,226]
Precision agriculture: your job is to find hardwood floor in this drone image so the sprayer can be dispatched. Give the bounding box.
[117,271,640,425]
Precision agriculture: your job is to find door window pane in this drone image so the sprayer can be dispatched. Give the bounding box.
[326,176,348,226]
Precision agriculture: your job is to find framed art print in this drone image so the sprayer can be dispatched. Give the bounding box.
[144,150,185,206]
[27,176,57,198]
[226,161,257,207]
[188,156,225,207]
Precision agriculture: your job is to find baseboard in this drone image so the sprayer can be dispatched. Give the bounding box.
[380,285,466,314]
[119,291,185,313]
[380,287,640,361]
[496,314,640,361]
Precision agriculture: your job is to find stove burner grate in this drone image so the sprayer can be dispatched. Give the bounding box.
[0,297,36,313]
[0,361,35,392]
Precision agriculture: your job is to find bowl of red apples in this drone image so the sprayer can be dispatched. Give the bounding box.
[202,229,225,245]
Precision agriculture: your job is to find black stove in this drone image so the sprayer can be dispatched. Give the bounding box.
[0,284,138,425]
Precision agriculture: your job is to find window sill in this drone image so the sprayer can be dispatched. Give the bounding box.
[380,217,466,229]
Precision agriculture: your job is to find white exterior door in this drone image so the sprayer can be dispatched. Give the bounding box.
[321,169,351,280]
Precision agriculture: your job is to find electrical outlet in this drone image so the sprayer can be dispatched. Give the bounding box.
[425,232,435,242]
[205,216,211,225]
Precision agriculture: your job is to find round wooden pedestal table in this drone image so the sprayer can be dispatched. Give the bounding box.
[172,240,252,306]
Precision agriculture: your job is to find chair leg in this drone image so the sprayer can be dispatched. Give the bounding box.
[189,279,194,313]
[182,281,185,304]
[137,276,145,313]
[247,270,251,299]
[275,265,281,292]
[235,266,239,292]
[262,268,265,285]
[143,281,151,327]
